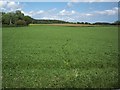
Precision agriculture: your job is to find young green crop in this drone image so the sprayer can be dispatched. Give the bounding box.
[2,25,118,88]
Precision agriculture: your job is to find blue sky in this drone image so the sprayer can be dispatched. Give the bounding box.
[0,1,118,23]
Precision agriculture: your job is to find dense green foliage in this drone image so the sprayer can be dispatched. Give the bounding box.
[2,10,32,26]
[15,20,26,26]
[113,21,120,25]
[93,21,120,25]
[32,19,70,24]
[2,25,118,88]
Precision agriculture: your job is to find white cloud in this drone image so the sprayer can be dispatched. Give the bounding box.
[36,10,44,14]
[95,7,118,15]
[67,0,80,8]
[59,9,65,15]
[23,9,77,22]
[24,10,44,16]
[22,6,117,23]
[21,10,25,14]
[7,1,21,11]
[48,8,57,12]
[0,1,117,23]
[28,11,34,16]
[85,13,93,16]
[0,1,7,8]
[7,2,16,7]
[0,1,7,11]
[71,10,76,14]
[65,17,75,21]
[59,9,76,16]
[0,1,22,12]
[70,0,79,3]
[41,16,59,20]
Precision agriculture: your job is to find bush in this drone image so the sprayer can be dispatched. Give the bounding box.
[15,20,26,26]
[2,24,16,27]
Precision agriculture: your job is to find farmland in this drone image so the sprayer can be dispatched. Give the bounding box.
[2,25,118,88]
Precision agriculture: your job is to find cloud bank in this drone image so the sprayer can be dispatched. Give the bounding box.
[0,1,22,12]
[0,1,118,22]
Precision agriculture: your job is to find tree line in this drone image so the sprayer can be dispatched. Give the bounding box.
[1,10,120,27]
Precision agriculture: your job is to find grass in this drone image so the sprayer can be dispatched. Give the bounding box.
[2,25,118,88]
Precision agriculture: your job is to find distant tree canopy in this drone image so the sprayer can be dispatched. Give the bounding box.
[113,21,120,25]
[92,21,120,25]
[2,10,33,26]
[1,10,120,27]
[32,19,70,24]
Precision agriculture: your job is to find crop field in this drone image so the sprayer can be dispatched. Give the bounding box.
[2,25,118,88]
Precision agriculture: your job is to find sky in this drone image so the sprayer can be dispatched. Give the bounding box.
[0,1,119,23]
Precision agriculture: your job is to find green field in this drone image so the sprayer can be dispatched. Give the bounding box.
[2,25,118,88]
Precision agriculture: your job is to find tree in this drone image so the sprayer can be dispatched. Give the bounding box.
[23,16,32,25]
[15,20,26,26]
[113,21,120,25]
[2,12,16,25]
[85,22,90,24]
[77,22,80,24]
[15,10,24,20]
[2,13,10,25]
[81,22,84,24]
[2,10,33,26]
[8,12,16,25]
